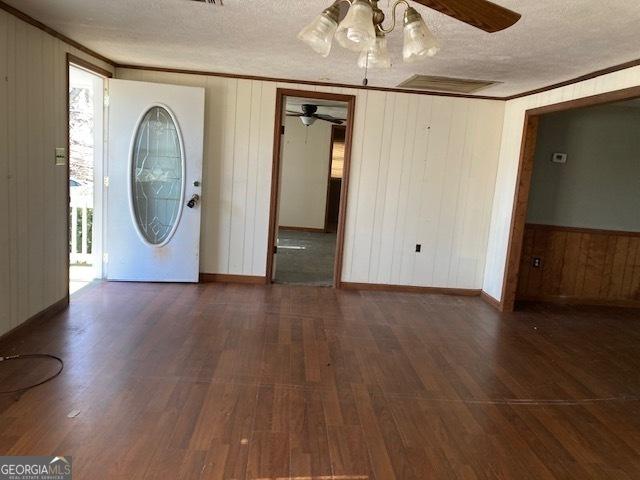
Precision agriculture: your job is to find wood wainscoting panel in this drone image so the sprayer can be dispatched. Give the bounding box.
[517,224,640,307]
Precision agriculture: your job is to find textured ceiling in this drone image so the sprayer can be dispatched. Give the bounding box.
[7,0,640,97]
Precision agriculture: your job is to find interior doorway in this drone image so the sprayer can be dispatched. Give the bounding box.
[266,89,355,287]
[501,86,640,311]
[67,56,109,294]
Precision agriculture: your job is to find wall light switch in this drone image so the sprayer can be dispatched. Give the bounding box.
[551,152,567,164]
[55,147,66,166]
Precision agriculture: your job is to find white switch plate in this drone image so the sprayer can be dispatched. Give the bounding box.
[551,152,567,164]
[55,147,66,166]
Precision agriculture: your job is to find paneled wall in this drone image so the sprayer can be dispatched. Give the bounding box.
[517,224,640,306]
[483,65,640,302]
[0,9,114,336]
[117,68,505,289]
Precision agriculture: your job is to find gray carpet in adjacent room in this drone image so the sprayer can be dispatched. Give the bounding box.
[274,229,336,286]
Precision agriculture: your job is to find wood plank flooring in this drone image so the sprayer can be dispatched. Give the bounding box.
[1,282,640,479]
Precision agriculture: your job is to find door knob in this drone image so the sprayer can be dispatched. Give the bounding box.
[186,194,200,209]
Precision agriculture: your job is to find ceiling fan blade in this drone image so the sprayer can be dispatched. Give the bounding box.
[411,0,521,33]
[315,114,344,125]
[286,111,304,117]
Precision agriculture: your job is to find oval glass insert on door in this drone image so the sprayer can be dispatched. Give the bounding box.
[131,105,184,246]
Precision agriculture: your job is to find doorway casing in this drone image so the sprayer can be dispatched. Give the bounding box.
[500,85,640,312]
[65,53,112,298]
[266,89,356,288]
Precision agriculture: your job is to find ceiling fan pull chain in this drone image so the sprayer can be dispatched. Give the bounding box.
[362,53,369,86]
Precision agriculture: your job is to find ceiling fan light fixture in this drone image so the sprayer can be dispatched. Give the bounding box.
[300,116,317,127]
[335,0,376,52]
[358,33,391,69]
[297,3,340,57]
[402,7,440,63]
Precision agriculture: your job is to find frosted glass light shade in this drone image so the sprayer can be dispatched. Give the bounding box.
[298,12,339,57]
[402,9,440,63]
[301,116,317,126]
[335,0,376,52]
[358,35,391,69]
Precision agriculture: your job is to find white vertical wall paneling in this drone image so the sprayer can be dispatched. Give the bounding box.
[367,93,397,282]
[400,98,430,285]
[242,81,263,275]
[348,91,387,281]
[483,65,640,301]
[116,67,505,288]
[432,101,470,286]
[410,97,452,286]
[373,93,408,284]
[229,79,252,273]
[0,9,114,336]
[0,11,9,333]
[392,98,421,285]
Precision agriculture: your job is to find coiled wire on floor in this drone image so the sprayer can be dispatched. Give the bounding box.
[0,354,64,394]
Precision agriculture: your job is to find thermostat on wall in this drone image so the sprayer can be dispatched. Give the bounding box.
[551,152,567,164]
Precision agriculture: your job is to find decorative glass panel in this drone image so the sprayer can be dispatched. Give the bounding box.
[131,106,183,245]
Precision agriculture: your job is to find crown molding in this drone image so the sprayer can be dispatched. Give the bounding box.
[504,57,640,101]
[113,63,505,100]
[0,0,115,67]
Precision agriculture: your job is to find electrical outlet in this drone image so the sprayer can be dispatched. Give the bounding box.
[415,244,421,253]
[532,257,542,268]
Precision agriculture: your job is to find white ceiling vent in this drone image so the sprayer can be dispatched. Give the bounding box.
[398,75,499,94]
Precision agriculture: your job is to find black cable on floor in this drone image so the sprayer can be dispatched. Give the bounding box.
[0,354,64,394]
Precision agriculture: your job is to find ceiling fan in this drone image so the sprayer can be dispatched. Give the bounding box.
[298,0,521,70]
[399,0,520,34]
[286,104,345,127]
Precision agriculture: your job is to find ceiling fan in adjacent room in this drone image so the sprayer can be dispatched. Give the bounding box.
[286,104,345,127]
[298,0,521,69]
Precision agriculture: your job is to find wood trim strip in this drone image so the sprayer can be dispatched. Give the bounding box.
[67,53,113,78]
[505,58,640,101]
[324,125,345,233]
[480,291,503,310]
[342,282,481,297]
[500,115,540,312]
[333,95,356,288]
[114,64,505,101]
[199,273,268,285]
[279,226,326,234]
[0,0,115,67]
[525,86,640,116]
[526,223,640,238]
[0,296,69,344]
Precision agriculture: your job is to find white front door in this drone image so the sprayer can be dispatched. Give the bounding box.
[106,79,205,282]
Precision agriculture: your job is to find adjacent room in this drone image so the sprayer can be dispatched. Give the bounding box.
[274,96,349,286]
[1,0,640,478]
[517,100,640,307]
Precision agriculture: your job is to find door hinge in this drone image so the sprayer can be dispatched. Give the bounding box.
[273,245,278,254]
[280,125,285,135]
[103,176,109,187]
[103,253,109,264]
[103,93,110,107]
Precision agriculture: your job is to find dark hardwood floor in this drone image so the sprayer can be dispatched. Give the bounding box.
[1,282,640,479]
